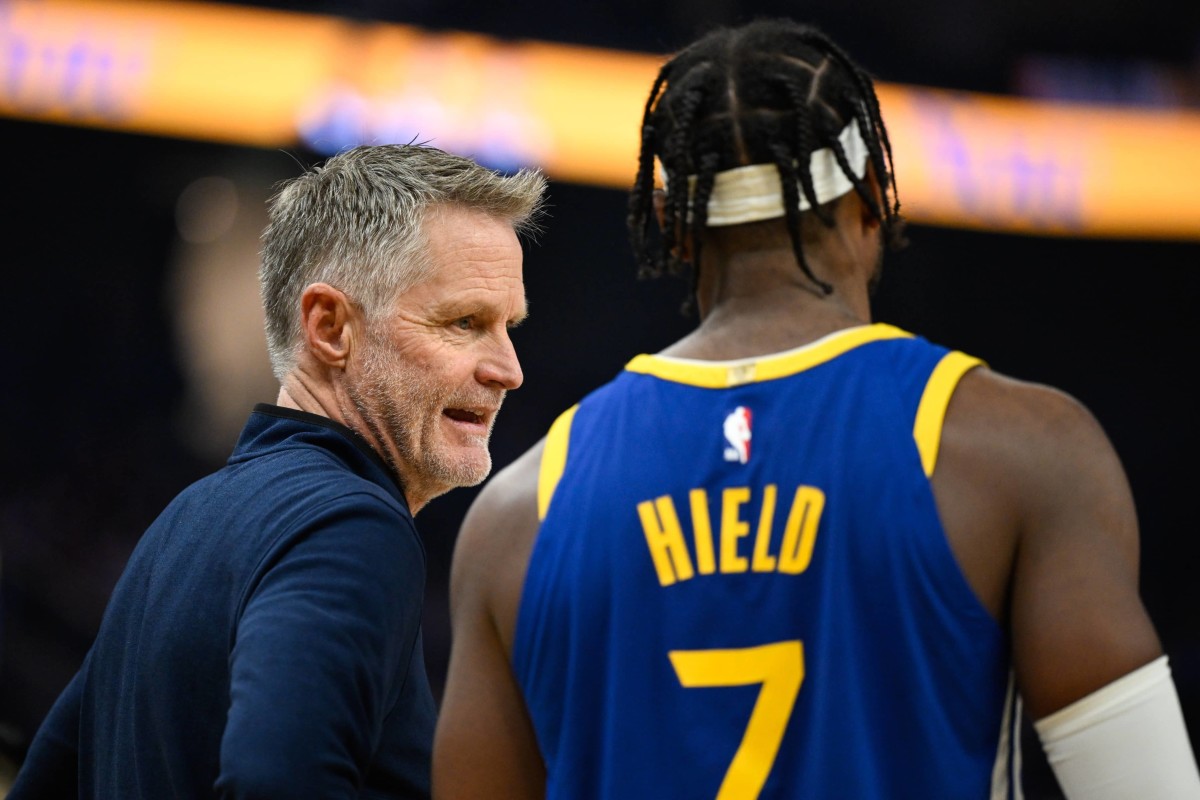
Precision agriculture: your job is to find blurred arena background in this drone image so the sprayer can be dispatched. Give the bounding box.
[1,1,1198,796]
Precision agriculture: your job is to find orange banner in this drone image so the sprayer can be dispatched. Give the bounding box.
[879,85,1200,240]
[2,0,1198,240]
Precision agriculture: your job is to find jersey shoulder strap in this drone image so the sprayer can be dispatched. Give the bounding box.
[537,404,579,521]
[913,350,984,477]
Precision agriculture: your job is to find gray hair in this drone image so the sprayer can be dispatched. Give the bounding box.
[259,144,548,379]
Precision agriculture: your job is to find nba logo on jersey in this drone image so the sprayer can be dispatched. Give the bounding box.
[723,406,752,464]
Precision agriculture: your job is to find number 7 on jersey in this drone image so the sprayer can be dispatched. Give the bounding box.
[669,640,805,800]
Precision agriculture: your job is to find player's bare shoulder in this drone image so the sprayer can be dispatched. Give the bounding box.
[449,439,545,654]
[932,363,1137,622]
[460,441,544,546]
[941,365,1132,512]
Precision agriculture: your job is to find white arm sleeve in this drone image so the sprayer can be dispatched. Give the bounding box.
[1035,655,1200,799]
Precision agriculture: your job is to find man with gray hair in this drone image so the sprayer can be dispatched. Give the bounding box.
[10,144,546,799]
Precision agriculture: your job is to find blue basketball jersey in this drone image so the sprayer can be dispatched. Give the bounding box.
[513,324,1020,799]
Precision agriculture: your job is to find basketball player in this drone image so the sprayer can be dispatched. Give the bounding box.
[432,20,1200,798]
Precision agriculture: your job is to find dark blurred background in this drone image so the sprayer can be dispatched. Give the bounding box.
[2,1,1198,797]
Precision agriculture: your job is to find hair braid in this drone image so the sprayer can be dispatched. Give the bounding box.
[795,29,905,237]
[630,122,663,278]
[628,70,671,277]
[782,73,835,228]
[772,142,833,295]
[685,150,722,312]
[660,74,713,275]
[827,99,887,224]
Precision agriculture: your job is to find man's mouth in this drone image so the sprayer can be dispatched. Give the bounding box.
[444,408,487,425]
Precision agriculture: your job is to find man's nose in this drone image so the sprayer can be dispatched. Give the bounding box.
[478,328,523,391]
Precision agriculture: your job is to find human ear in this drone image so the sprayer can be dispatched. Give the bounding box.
[299,282,355,369]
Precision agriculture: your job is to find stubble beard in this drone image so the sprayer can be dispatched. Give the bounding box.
[348,341,498,500]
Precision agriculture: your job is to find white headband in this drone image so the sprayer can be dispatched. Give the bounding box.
[665,118,870,227]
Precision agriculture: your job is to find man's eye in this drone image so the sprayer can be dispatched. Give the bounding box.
[454,317,473,330]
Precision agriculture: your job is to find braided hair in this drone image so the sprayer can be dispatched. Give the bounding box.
[628,19,906,302]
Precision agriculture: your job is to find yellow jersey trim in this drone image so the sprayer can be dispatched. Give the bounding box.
[913,351,984,477]
[623,324,913,388]
[537,404,579,521]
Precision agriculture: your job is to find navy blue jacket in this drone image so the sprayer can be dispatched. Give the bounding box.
[10,404,435,798]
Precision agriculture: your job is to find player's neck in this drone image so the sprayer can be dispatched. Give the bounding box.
[660,246,870,360]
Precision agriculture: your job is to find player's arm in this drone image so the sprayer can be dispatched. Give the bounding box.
[433,443,546,800]
[950,370,1199,796]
